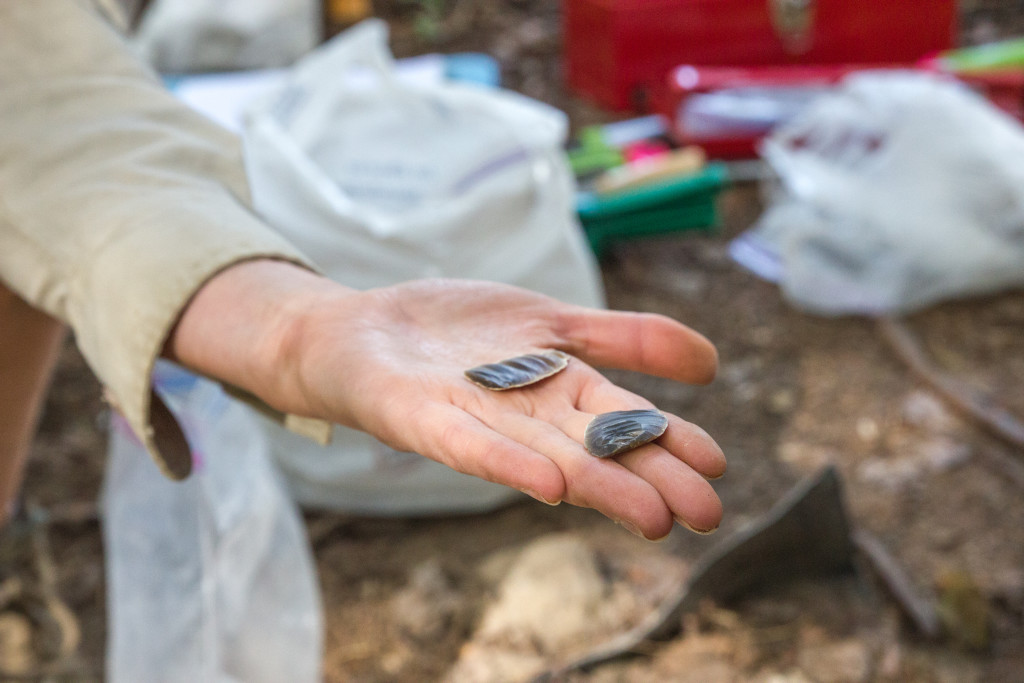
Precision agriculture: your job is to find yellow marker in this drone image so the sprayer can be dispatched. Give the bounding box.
[594,146,706,195]
[327,0,371,26]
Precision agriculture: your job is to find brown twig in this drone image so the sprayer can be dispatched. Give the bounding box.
[875,316,1024,486]
[851,528,941,639]
[22,504,81,668]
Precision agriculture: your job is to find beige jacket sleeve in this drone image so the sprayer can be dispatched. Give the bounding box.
[0,0,329,479]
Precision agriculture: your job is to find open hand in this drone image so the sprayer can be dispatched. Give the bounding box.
[172,264,725,540]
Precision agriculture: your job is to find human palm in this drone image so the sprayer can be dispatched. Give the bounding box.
[295,279,725,540]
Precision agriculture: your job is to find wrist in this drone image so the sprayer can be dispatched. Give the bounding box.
[166,259,357,417]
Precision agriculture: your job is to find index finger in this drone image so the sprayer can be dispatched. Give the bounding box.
[555,308,718,385]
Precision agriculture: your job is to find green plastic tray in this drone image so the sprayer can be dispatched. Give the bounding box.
[576,164,728,258]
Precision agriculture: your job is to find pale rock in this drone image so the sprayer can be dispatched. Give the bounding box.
[877,643,903,680]
[665,271,710,299]
[379,644,413,677]
[777,442,836,474]
[0,612,34,675]
[797,639,871,683]
[902,390,959,433]
[857,457,922,490]
[473,534,609,653]
[448,643,547,683]
[390,558,464,642]
[916,436,971,471]
[768,389,797,415]
[651,633,742,682]
[855,417,880,443]
[857,436,970,490]
[722,358,763,404]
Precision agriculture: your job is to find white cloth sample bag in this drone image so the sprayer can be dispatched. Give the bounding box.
[242,20,605,514]
[132,0,319,73]
[732,71,1024,315]
[103,365,322,683]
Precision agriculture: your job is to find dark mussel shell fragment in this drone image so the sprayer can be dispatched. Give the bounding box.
[465,350,570,391]
[584,409,669,458]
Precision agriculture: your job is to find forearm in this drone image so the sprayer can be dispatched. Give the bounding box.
[0,0,319,476]
[0,284,66,525]
[164,270,726,539]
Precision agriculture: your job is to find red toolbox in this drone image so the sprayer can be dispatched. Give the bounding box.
[942,70,1024,123]
[661,63,1024,159]
[661,63,877,159]
[564,0,958,111]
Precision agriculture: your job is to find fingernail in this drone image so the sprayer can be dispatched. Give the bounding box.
[615,519,668,542]
[675,516,719,535]
[520,488,561,506]
[616,519,645,538]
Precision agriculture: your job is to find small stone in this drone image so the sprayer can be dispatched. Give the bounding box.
[664,271,709,298]
[448,644,547,683]
[734,383,759,404]
[0,612,35,675]
[750,671,814,683]
[856,417,880,443]
[857,436,970,490]
[877,643,903,680]
[777,442,835,474]
[798,639,871,683]
[391,559,464,642]
[857,457,920,490]
[516,17,553,49]
[917,437,971,472]
[721,358,762,386]
[379,645,413,676]
[903,390,959,433]
[652,634,742,683]
[768,389,797,415]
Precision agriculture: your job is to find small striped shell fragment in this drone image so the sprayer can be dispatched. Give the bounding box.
[464,350,570,390]
[584,409,669,458]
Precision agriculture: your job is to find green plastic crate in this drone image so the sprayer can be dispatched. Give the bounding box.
[576,163,728,258]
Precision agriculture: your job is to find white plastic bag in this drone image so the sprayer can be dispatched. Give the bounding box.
[132,0,319,73]
[731,71,1024,315]
[102,363,323,683]
[241,20,605,514]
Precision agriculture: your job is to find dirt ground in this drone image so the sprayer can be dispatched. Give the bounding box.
[5,1,1024,681]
